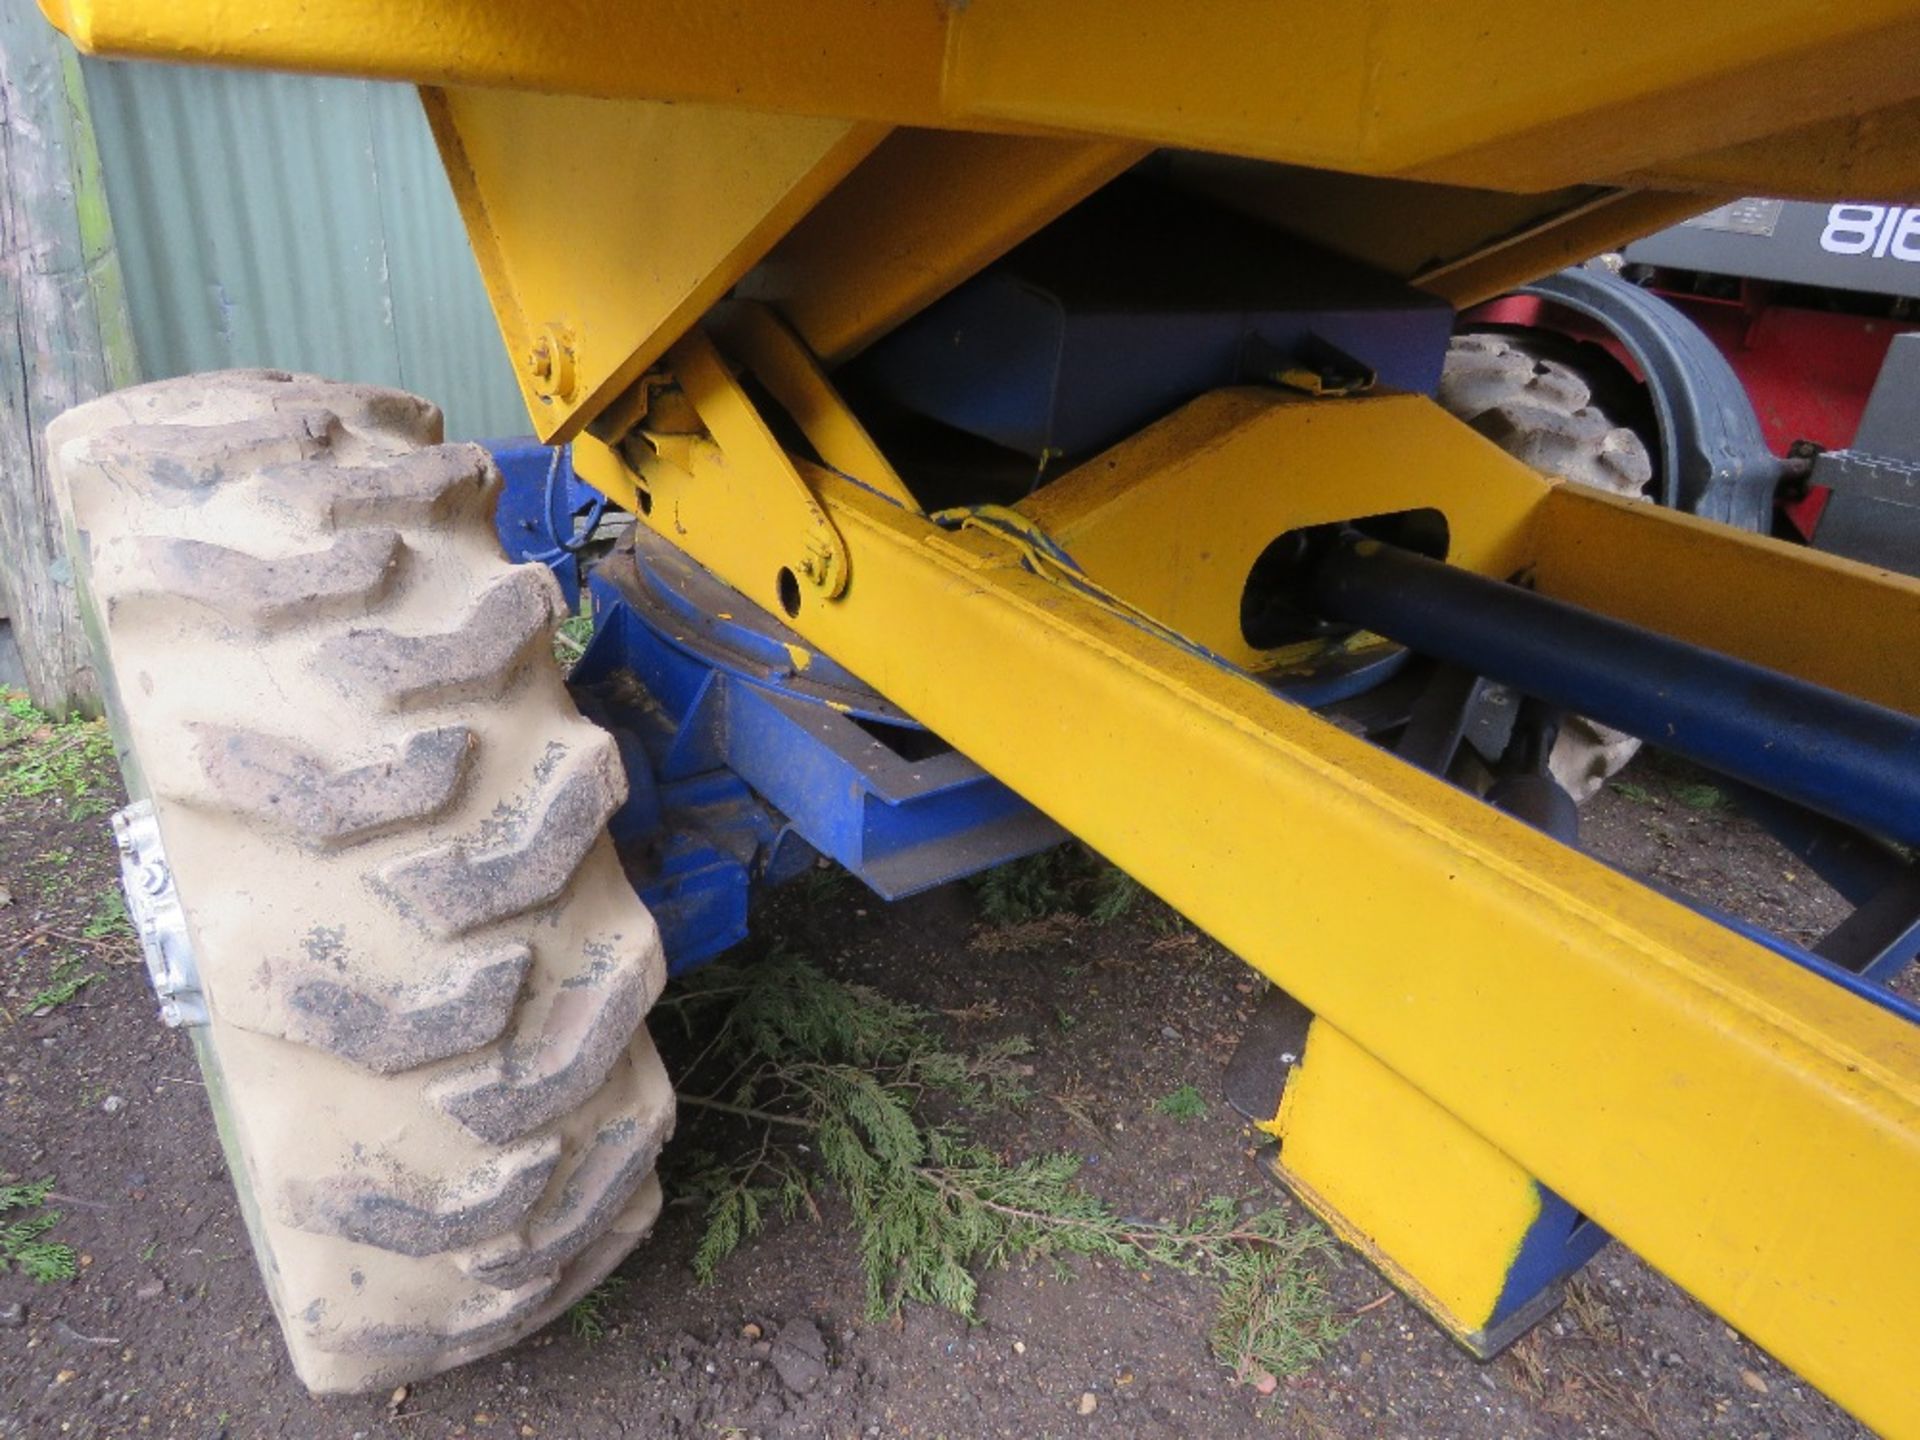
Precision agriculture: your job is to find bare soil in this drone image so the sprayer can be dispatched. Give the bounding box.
[0,739,1877,1439]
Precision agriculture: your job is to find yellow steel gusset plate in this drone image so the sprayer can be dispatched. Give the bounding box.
[1271,1022,1553,1342]
[642,329,851,601]
[1020,389,1548,669]
[707,304,920,512]
[421,86,885,444]
[738,130,1149,364]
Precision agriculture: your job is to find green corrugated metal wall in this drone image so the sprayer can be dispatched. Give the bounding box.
[79,59,527,442]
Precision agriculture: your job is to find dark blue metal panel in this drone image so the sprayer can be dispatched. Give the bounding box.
[848,180,1453,463]
[1721,781,1909,907]
[1488,1190,1609,1333]
[488,439,604,608]
[541,514,1067,973]
[629,772,806,976]
[1814,870,1920,985]
[578,534,1068,902]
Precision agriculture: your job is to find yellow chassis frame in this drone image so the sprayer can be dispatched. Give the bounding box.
[566,325,1920,1437]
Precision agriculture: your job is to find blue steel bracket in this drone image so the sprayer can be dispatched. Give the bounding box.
[489,439,606,608]
[487,436,1063,973]
[1521,267,1785,530]
[568,527,1067,970]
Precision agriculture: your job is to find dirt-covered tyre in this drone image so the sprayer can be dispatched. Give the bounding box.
[1438,333,1655,801]
[46,370,674,1394]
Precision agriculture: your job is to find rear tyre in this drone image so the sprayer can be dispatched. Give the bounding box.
[48,370,673,1394]
[1439,333,1655,800]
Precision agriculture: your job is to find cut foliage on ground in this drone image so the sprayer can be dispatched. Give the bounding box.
[567,1276,628,1344]
[969,843,1144,927]
[0,1177,76,1283]
[553,600,595,669]
[660,950,1347,1384]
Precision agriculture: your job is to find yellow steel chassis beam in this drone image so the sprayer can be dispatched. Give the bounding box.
[574,335,1920,1436]
[1014,385,1920,711]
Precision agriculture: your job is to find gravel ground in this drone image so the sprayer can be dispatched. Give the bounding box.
[0,729,1883,1439]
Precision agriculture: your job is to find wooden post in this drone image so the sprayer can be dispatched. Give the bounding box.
[0,15,138,717]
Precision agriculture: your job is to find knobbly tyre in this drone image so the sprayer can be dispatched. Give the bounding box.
[34,2,1920,1431]
[1459,197,1920,582]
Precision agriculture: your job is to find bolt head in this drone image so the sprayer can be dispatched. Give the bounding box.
[525,326,578,402]
[525,338,554,383]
